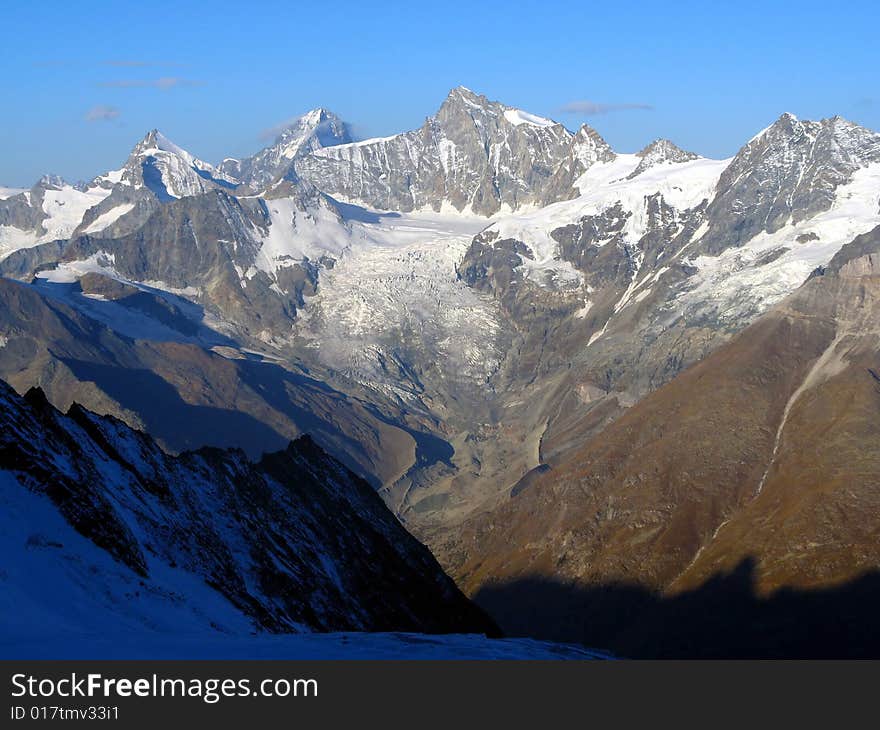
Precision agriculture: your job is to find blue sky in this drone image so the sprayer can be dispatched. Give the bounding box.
[2,0,878,186]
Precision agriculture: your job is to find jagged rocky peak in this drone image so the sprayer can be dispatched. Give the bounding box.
[127,128,214,169]
[438,85,562,130]
[219,108,353,191]
[115,128,239,201]
[439,85,492,112]
[627,138,698,179]
[746,112,880,160]
[431,85,566,146]
[34,173,68,191]
[445,85,481,102]
[571,123,616,163]
[128,128,199,163]
[438,85,490,115]
[534,123,615,205]
[132,128,164,153]
[287,107,353,149]
[295,86,582,215]
[696,112,880,254]
[636,138,697,162]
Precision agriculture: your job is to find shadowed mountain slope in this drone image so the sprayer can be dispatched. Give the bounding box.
[0,379,497,638]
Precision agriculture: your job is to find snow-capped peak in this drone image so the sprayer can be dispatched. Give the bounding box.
[442,86,560,128]
[272,108,352,157]
[218,108,352,191]
[296,88,600,215]
[569,124,616,168]
[742,112,880,160]
[120,129,238,200]
[746,113,796,145]
[636,138,697,159]
[131,129,196,162]
[626,138,699,178]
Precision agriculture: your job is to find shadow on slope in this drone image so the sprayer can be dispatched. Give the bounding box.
[332,199,402,223]
[59,358,288,454]
[473,558,880,658]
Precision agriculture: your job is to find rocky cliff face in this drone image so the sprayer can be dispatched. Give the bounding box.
[0,378,496,636]
[295,87,610,215]
[219,108,353,192]
[696,114,880,255]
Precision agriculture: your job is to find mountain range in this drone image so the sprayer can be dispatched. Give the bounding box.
[2,87,879,656]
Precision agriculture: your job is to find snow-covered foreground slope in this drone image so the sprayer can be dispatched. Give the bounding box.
[0,379,497,649]
[0,377,609,659]
[0,467,602,659]
[0,470,602,660]
[0,470,254,640]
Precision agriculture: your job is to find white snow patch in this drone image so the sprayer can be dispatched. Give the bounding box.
[0,472,254,643]
[0,226,39,260]
[41,186,113,239]
[254,198,350,272]
[503,108,555,128]
[254,199,487,277]
[34,252,118,284]
[0,184,113,259]
[82,203,135,234]
[484,154,730,287]
[314,134,399,152]
[0,187,26,200]
[95,168,125,186]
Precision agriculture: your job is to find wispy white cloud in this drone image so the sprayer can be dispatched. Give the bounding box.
[102,60,151,68]
[259,117,299,141]
[99,77,203,90]
[101,60,185,68]
[85,105,121,122]
[32,60,184,69]
[559,100,653,115]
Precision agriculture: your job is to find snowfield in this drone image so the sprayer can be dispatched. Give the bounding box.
[679,161,880,322]
[296,214,503,394]
[485,153,731,286]
[0,186,26,200]
[0,184,113,259]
